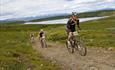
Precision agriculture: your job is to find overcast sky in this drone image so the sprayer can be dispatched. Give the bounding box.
[0,0,115,20]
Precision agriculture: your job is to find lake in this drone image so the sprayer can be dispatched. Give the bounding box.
[25,16,109,24]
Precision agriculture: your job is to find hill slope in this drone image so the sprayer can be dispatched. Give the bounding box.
[32,16,115,70]
[0,16,115,70]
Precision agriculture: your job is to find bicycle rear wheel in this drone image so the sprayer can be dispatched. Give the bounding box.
[41,39,47,48]
[76,38,87,56]
[66,40,74,53]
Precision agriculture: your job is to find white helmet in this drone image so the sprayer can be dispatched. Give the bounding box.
[72,12,77,16]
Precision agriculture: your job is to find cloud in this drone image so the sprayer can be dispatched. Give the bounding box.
[0,0,115,20]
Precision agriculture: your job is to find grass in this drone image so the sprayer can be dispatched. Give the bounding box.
[81,16,115,47]
[46,16,115,48]
[0,27,61,70]
[0,15,115,70]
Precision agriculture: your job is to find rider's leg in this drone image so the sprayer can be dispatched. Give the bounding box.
[68,32,72,43]
[40,37,43,48]
[66,28,69,35]
[66,28,71,40]
[67,32,71,44]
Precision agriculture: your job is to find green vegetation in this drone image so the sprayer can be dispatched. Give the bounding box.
[0,21,25,25]
[46,16,115,48]
[0,25,61,70]
[78,10,115,18]
[0,15,115,70]
[78,16,115,48]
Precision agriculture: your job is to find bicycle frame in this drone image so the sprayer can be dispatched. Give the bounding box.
[66,30,87,56]
[39,36,47,48]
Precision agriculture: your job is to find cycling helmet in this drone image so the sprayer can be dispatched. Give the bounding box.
[72,12,77,16]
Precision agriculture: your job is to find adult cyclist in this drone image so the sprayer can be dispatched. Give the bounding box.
[39,29,47,48]
[66,12,81,41]
[39,29,45,40]
[30,32,35,43]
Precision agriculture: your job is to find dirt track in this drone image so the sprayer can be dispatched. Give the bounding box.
[32,40,115,70]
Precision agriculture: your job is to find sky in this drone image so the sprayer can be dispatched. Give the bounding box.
[0,0,115,21]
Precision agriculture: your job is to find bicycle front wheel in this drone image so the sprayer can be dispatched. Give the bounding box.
[76,38,87,56]
[66,40,74,53]
[41,39,47,48]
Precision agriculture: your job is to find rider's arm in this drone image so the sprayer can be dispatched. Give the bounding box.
[38,32,41,39]
[77,19,81,30]
[67,19,71,29]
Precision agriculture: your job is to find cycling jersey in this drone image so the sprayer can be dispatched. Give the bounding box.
[39,31,44,37]
[67,19,76,32]
[66,18,79,32]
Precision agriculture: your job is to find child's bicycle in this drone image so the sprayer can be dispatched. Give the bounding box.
[66,31,87,56]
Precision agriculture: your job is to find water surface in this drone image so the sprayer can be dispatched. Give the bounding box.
[25,16,109,24]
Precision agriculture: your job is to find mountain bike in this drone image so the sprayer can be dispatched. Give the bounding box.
[30,33,35,43]
[66,31,87,56]
[40,36,47,48]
